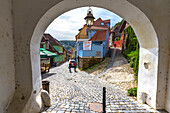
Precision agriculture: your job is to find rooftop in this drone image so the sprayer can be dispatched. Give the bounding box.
[111,25,121,32]
[89,30,107,41]
[42,33,62,46]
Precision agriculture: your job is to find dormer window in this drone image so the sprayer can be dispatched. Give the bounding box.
[101,23,104,25]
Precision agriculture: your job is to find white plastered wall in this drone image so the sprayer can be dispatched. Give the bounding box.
[138,48,158,107]
[128,1,170,110]
[31,0,159,111]
[0,0,168,112]
[0,0,15,113]
[165,56,170,111]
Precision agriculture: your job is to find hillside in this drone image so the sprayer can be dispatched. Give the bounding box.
[60,40,76,50]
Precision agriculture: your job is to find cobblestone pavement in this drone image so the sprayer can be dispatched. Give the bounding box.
[42,62,158,113]
[96,48,116,78]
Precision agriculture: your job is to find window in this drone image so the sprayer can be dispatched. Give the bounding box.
[101,23,104,25]
[40,44,43,48]
[46,42,49,49]
[96,51,101,57]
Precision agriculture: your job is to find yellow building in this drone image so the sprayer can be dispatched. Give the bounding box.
[75,24,88,41]
[72,45,76,59]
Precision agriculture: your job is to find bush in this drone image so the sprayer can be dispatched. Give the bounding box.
[128,87,137,97]
[78,67,83,71]
[114,37,120,41]
[127,49,139,74]
[123,49,131,58]
[122,26,140,81]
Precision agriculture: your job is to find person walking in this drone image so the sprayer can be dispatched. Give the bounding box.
[69,61,72,73]
[74,60,77,72]
[114,44,116,48]
[108,47,111,57]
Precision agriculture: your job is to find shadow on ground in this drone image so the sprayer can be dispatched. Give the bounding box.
[42,73,56,79]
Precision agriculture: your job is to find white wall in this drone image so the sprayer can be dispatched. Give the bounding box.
[31,0,159,110]
[165,58,170,111]
[29,0,170,111]
[6,1,63,113]
[0,0,15,112]
[137,48,158,108]
[128,1,170,110]
[0,0,168,112]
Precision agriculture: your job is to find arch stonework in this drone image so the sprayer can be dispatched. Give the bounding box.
[0,0,169,113]
[31,0,159,112]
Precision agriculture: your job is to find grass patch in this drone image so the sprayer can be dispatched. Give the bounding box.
[78,67,83,71]
[128,87,137,97]
[81,56,111,75]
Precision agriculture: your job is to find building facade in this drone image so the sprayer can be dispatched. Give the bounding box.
[41,34,66,66]
[76,18,110,69]
[0,1,169,112]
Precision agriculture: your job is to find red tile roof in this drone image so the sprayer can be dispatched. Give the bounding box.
[46,44,59,54]
[120,21,130,33]
[119,21,127,33]
[111,25,121,32]
[104,19,110,23]
[103,19,110,27]
[41,35,48,42]
[41,33,64,55]
[42,33,62,46]
[87,18,110,31]
[93,18,108,28]
[108,28,111,35]
[89,31,107,41]
[88,26,108,30]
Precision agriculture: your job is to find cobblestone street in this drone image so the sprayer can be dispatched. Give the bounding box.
[42,61,158,113]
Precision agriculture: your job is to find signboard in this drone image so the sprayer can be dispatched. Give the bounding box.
[83,41,92,50]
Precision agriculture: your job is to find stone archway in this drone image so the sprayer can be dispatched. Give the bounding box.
[5,0,170,113]
[30,0,158,112]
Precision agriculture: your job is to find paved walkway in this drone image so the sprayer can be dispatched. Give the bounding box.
[42,62,158,113]
[96,48,116,78]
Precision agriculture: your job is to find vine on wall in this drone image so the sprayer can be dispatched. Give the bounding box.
[123,26,139,80]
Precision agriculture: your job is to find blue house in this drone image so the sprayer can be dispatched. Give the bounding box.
[76,18,110,69]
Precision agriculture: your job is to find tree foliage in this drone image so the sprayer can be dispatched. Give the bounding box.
[111,19,124,30]
[128,87,137,97]
[114,37,120,41]
[123,26,139,77]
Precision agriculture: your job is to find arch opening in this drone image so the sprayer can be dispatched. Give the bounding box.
[29,0,159,112]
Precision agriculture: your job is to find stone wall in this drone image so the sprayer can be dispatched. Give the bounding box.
[78,57,103,69]
[165,59,170,112]
[0,0,15,112]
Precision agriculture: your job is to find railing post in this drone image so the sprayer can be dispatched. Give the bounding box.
[103,87,106,113]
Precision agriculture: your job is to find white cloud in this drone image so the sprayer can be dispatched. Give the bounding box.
[45,7,122,41]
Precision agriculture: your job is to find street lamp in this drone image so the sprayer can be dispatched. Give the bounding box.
[84,7,95,27]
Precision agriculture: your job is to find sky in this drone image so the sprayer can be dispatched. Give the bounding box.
[45,7,122,41]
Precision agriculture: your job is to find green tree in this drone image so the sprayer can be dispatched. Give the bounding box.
[123,26,139,78]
